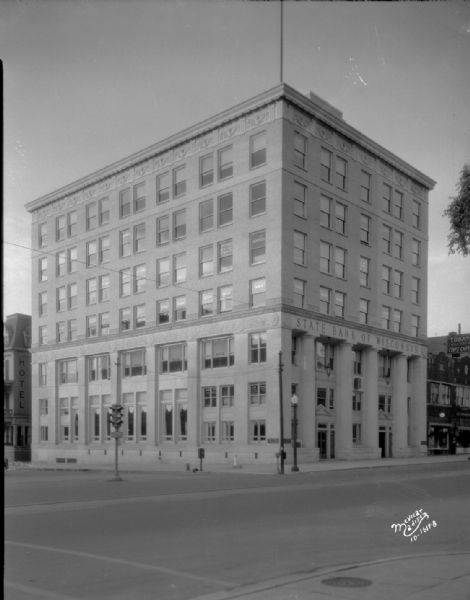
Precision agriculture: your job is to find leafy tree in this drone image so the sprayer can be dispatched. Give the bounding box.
[444,165,470,256]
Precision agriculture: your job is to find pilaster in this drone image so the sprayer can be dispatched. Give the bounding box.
[409,356,428,456]
[335,342,353,458]
[392,354,409,457]
[363,347,380,458]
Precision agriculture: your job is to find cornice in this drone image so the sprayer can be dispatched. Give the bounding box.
[26,83,435,215]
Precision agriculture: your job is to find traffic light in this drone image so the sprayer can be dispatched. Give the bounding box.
[109,404,124,430]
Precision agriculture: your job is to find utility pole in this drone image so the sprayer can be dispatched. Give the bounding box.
[278,351,285,474]
[280,0,284,83]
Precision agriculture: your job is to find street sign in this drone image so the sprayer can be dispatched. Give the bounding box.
[110,431,123,439]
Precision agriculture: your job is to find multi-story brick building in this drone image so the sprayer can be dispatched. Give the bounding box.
[26,84,435,468]
[4,313,32,462]
[427,333,470,454]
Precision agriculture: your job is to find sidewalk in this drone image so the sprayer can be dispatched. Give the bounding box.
[193,552,470,600]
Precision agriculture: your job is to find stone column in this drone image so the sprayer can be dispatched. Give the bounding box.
[335,342,353,459]
[392,354,409,457]
[409,356,428,456]
[77,355,86,445]
[186,339,200,447]
[297,334,316,457]
[363,347,380,458]
[145,345,156,446]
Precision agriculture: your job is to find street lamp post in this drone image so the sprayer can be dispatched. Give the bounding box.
[291,393,299,472]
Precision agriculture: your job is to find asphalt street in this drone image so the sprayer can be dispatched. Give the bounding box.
[4,461,470,600]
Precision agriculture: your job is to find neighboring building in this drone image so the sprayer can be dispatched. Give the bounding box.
[26,84,435,468]
[4,313,32,462]
[427,333,470,454]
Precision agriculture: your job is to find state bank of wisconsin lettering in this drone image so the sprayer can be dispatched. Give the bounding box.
[293,316,427,358]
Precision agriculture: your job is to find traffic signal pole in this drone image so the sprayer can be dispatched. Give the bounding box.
[110,404,124,482]
[113,433,122,481]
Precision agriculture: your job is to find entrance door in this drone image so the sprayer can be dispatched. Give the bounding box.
[330,427,335,459]
[317,426,327,459]
[379,428,386,458]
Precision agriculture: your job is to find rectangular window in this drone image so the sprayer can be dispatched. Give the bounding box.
[38,222,47,248]
[86,314,97,338]
[39,325,48,345]
[173,295,186,321]
[203,386,217,408]
[352,423,362,445]
[335,156,347,190]
[68,283,77,309]
[120,307,131,331]
[250,230,266,265]
[67,247,77,273]
[40,425,49,442]
[360,171,371,203]
[320,148,332,182]
[218,285,233,313]
[133,264,146,294]
[204,422,217,443]
[250,332,267,364]
[200,154,214,187]
[250,181,266,216]
[173,165,186,197]
[119,268,131,297]
[157,257,170,288]
[120,229,131,257]
[88,355,110,381]
[173,252,187,284]
[334,291,345,318]
[335,202,346,234]
[218,240,233,273]
[383,183,392,213]
[218,193,233,227]
[156,172,170,204]
[293,278,306,308]
[393,270,403,298]
[57,250,66,276]
[39,363,47,387]
[392,309,402,332]
[200,290,215,317]
[86,278,97,305]
[95,236,108,265]
[250,131,266,168]
[394,190,403,220]
[334,247,346,279]
[360,257,369,287]
[156,215,170,246]
[56,286,66,312]
[39,257,47,282]
[86,242,97,268]
[68,211,77,237]
[394,230,404,260]
[319,286,331,315]
[99,312,110,335]
[133,181,146,213]
[360,215,371,245]
[86,203,97,230]
[39,398,49,416]
[199,198,214,232]
[412,200,421,229]
[56,321,66,343]
[352,391,362,411]
[320,241,331,274]
[134,223,146,253]
[293,181,307,218]
[122,349,146,377]
[160,343,187,373]
[359,298,369,324]
[411,314,420,337]
[411,277,420,304]
[119,188,131,218]
[199,245,214,277]
[411,239,421,266]
[173,210,186,240]
[134,305,146,329]
[157,299,170,324]
[383,225,392,254]
[68,319,77,341]
[99,197,110,226]
[250,420,266,443]
[319,196,331,229]
[293,132,307,169]
[99,274,110,302]
[382,266,391,294]
[250,278,266,307]
[59,358,78,384]
[250,382,266,405]
[39,291,48,316]
[222,421,234,442]
[218,145,233,180]
[381,306,391,330]
[293,231,307,265]
[56,215,66,241]
[202,337,234,369]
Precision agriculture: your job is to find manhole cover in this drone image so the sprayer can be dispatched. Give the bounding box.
[321,576,372,588]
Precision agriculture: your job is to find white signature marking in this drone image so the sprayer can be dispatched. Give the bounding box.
[391,508,438,542]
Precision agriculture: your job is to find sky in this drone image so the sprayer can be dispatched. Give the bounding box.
[2,0,470,336]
